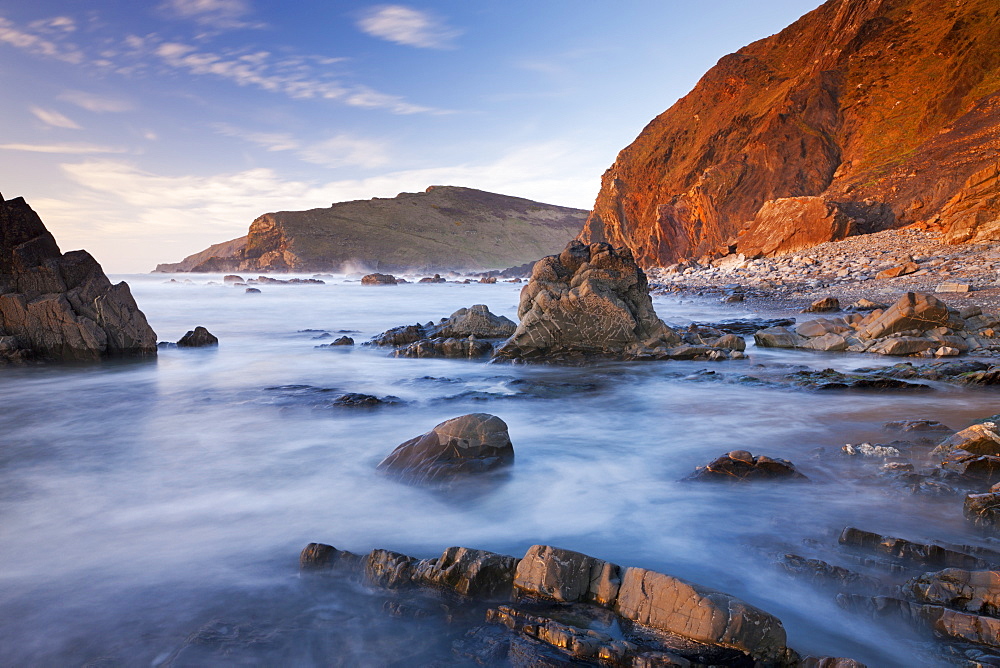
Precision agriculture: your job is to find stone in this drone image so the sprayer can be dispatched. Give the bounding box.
[803,296,840,313]
[331,393,399,407]
[965,493,1000,529]
[613,567,787,663]
[842,443,901,457]
[849,298,885,311]
[361,272,397,285]
[883,419,952,434]
[795,319,848,338]
[932,423,1000,458]
[299,543,361,571]
[935,346,961,357]
[513,545,621,606]
[245,287,261,294]
[479,276,498,284]
[905,569,1000,617]
[435,304,516,339]
[0,194,157,362]
[870,336,936,356]
[176,326,218,347]
[838,527,992,570]
[223,274,244,284]
[753,326,805,348]
[876,263,919,279]
[800,332,849,352]
[395,337,493,359]
[941,452,1000,483]
[370,305,515,358]
[411,546,519,599]
[376,413,514,483]
[331,336,354,346]
[936,281,971,293]
[685,451,806,481]
[856,292,951,341]
[493,241,680,360]
[418,273,447,283]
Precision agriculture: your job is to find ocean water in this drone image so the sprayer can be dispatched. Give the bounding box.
[1,274,996,666]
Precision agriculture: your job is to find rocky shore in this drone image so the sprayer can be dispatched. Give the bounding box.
[649,228,1000,316]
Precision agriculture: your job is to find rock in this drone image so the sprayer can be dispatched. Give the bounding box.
[176,326,219,347]
[0,194,157,362]
[395,337,493,359]
[936,281,971,293]
[753,326,804,348]
[613,566,788,663]
[245,287,261,294]
[493,241,680,361]
[849,299,885,311]
[875,263,919,279]
[838,527,993,570]
[870,336,936,356]
[935,346,961,357]
[932,423,1000,458]
[856,292,951,341]
[803,296,840,313]
[842,443,901,458]
[299,543,361,571]
[435,304,516,339]
[331,336,353,346]
[418,274,446,283]
[883,419,952,434]
[801,332,849,352]
[685,450,806,481]
[479,276,497,284]
[223,274,244,284]
[965,492,1000,529]
[376,413,514,483]
[905,569,1000,617]
[361,273,397,285]
[371,323,427,347]
[941,452,1000,483]
[513,545,621,606]
[411,546,519,599]
[331,393,400,407]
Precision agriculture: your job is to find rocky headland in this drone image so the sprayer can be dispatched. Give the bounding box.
[154,186,588,274]
[0,192,157,362]
[579,0,1000,267]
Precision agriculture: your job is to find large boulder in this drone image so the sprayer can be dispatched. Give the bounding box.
[513,545,621,606]
[177,326,218,347]
[855,292,950,341]
[932,422,1000,458]
[0,193,157,362]
[905,569,1000,617]
[376,413,514,483]
[494,240,680,360]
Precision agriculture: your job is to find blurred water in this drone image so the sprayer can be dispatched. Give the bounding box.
[0,274,994,666]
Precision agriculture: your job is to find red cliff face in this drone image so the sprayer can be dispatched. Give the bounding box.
[580,0,1000,265]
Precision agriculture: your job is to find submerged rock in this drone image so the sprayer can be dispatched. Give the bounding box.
[376,413,514,483]
[0,193,157,362]
[685,450,806,481]
[965,488,1000,529]
[370,305,515,359]
[177,326,219,347]
[494,240,680,361]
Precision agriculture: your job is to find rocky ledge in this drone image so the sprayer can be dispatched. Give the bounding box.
[300,541,860,667]
[0,192,157,362]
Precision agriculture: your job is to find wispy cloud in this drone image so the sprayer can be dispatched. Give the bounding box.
[214,124,391,168]
[0,16,84,63]
[357,5,461,49]
[30,106,81,129]
[158,0,263,30]
[59,90,134,113]
[0,143,126,154]
[0,14,440,114]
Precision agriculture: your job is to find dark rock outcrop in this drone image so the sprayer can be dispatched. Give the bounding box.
[685,450,806,481]
[376,413,514,484]
[580,0,1000,265]
[176,326,218,347]
[361,273,397,285]
[0,193,157,362]
[370,304,516,359]
[494,241,682,361]
[155,186,588,273]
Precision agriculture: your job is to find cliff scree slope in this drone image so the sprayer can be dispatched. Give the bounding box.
[580,0,1000,265]
[156,186,589,273]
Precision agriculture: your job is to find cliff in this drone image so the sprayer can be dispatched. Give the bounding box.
[0,192,157,361]
[580,0,1000,265]
[155,186,589,273]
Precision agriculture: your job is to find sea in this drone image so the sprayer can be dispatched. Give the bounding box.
[1,273,995,666]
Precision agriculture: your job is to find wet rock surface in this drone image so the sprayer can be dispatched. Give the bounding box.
[361,273,397,285]
[300,541,801,666]
[370,304,515,359]
[685,450,806,482]
[176,326,218,347]
[0,193,157,362]
[376,413,515,484]
[494,241,683,361]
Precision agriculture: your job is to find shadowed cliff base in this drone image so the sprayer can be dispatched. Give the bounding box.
[155,186,589,274]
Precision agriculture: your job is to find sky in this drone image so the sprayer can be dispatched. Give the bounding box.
[0,0,822,273]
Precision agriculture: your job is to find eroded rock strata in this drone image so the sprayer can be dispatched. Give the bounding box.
[0,192,157,362]
[298,542,863,666]
[580,0,1000,265]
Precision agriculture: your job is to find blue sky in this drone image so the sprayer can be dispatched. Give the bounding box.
[0,0,821,272]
